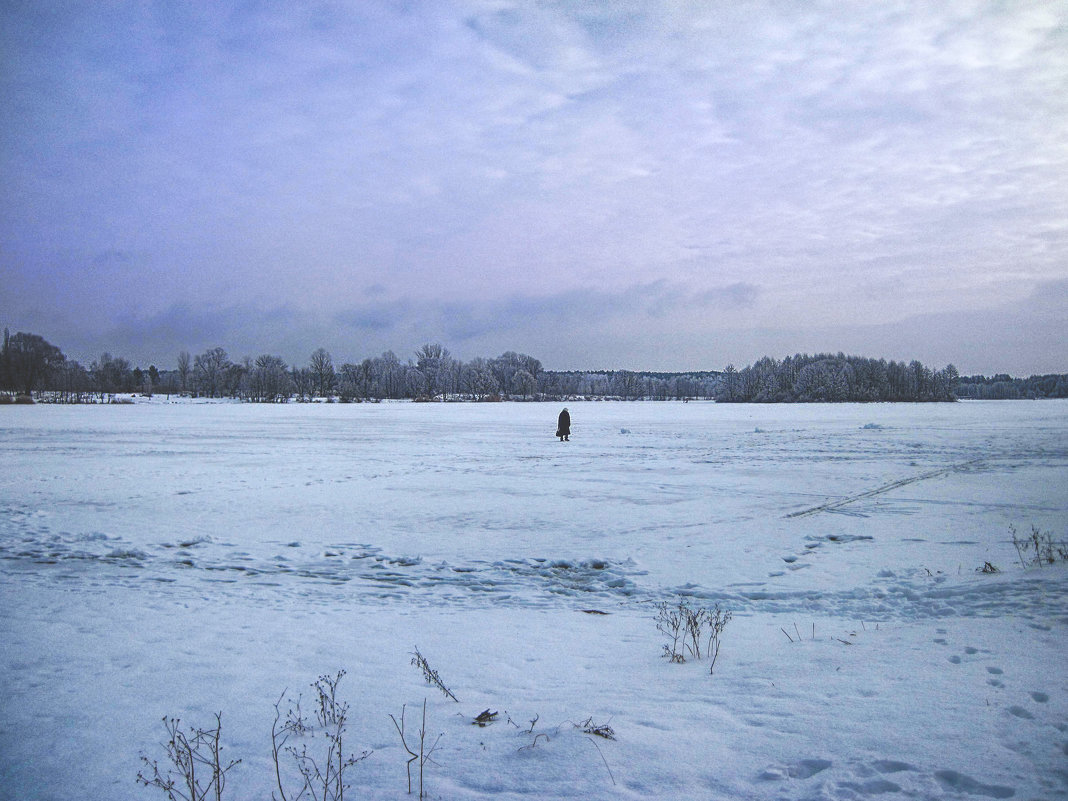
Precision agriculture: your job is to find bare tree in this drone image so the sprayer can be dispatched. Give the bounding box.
[53,360,91,402]
[194,347,231,398]
[309,348,336,398]
[177,351,192,394]
[249,355,289,402]
[290,366,314,402]
[91,352,131,398]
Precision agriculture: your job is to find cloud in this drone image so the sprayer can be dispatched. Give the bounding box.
[16,272,1061,377]
[333,299,412,333]
[1,2,1066,373]
[693,283,760,310]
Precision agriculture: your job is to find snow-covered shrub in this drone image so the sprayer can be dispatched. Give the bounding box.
[137,713,240,801]
[656,601,687,663]
[270,670,370,801]
[655,600,732,673]
[1010,524,1068,567]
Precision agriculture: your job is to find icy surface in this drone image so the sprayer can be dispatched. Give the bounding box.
[1,399,1066,800]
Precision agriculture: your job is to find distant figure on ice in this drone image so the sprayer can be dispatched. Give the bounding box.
[557,407,571,441]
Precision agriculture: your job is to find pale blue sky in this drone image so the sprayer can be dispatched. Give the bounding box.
[2,1,1066,373]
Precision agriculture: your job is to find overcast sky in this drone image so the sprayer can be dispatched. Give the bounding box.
[2,1,1066,374]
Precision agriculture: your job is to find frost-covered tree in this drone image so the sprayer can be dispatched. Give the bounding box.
[374,351,403,399]
[488,351,541,396]
[720,364,739,401]
[717,353,956,403]
[415,343,452,399]
[513,369,536,399]
[612,370,641,400]
[461,357,499,400]
[406,366,428,398]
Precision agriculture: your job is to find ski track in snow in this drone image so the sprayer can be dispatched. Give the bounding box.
[783,457,987,518]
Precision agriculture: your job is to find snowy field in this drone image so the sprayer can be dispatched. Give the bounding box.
[1,399,1066,801]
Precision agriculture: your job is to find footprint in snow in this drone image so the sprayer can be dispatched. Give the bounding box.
[837,777,901,794]
[1007,705,1034,720]
[830,758,917,795]
[758,759,832,782]
[790,759,833,779]
[933,770,1015,799]
[1030,692,1048,703]
[872,760,916,773]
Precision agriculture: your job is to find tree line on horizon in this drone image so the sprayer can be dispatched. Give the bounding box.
[2,327,1065,403]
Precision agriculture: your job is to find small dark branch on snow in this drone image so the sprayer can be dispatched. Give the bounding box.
[577,716,616,740]
[518,732,549,752]
[411,647,459,702]
[587,737,616,786]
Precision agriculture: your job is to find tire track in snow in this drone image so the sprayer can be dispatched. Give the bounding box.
[784,458,986,519]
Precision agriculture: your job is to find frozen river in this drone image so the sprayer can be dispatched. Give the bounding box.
[2,399,1066,800]
[3,399,1065,613]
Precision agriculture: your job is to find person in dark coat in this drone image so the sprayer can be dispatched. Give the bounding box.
[556,407,570,441]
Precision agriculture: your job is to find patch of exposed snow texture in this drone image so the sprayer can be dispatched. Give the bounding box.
[1,400,1066,800]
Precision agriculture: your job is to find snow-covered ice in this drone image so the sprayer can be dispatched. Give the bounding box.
[1,399,1066,800]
